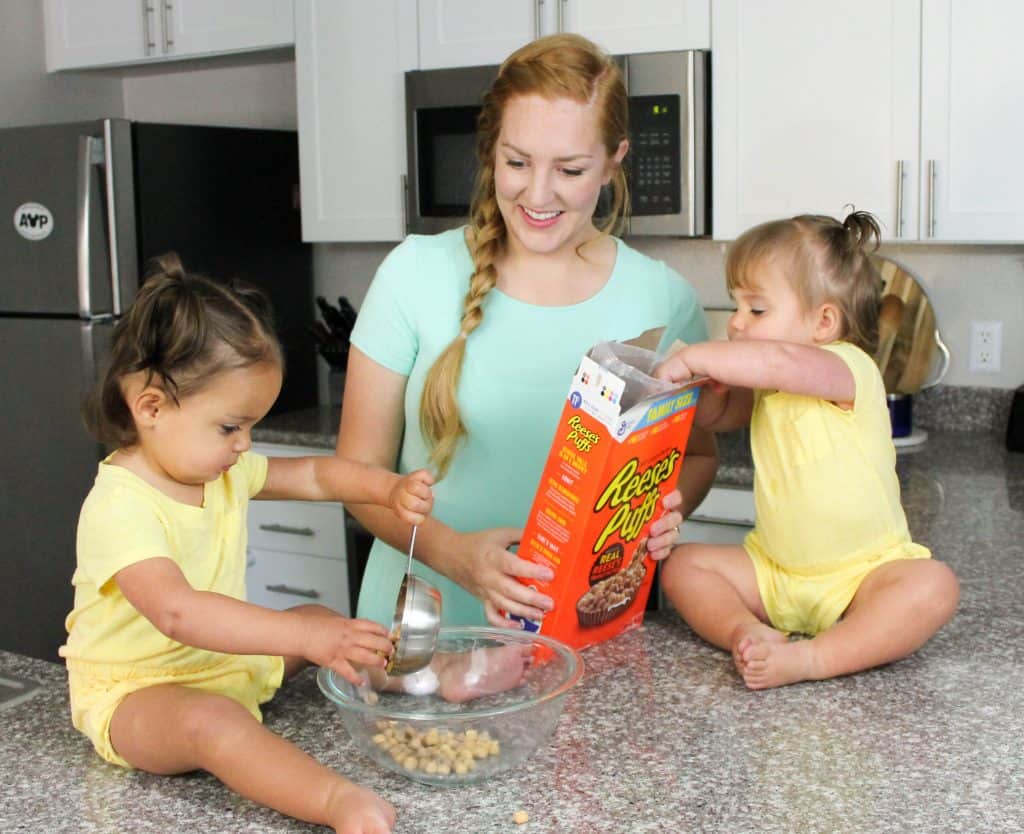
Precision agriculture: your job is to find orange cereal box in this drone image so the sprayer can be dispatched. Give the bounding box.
[508,337,704,651]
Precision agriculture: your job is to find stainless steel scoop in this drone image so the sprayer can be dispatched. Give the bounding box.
[386,526,442,676]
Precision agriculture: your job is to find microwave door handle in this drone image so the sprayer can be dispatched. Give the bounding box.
[76,135,101,318]
[101,120,123,316]
[686,51,698,237]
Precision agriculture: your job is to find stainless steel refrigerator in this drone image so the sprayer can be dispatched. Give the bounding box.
[1,119,315,660]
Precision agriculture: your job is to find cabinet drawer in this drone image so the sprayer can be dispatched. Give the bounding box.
[248,501,345,559]
[246,548,349,616]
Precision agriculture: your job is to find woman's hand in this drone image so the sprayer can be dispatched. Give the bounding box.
[645,488,684,561]
[445,528,556,627]
[389,468,435,526]
[305,611,395,686]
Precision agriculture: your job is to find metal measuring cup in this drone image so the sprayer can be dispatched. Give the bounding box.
[386,526,442,675]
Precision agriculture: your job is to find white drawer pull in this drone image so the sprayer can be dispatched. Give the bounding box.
[259,523,316,537]
[265,583,321,599]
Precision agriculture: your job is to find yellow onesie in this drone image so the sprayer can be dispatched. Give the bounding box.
[60,451,284,768]
[744,341,930,635]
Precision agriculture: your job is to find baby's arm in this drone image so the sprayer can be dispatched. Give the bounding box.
[115,557,393,684]
[258,457,434,525]
[659,341,855,410]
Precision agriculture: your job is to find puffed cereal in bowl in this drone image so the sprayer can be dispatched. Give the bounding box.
[317,627,583,786]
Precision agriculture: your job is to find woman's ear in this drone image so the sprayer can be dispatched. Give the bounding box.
[603,139,629,184]
[813,303,843,344]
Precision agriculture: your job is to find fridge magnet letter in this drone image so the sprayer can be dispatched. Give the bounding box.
[14,203,54,241]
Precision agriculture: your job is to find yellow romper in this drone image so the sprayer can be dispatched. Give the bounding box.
[60,452,284,768]
[744,341,930,635]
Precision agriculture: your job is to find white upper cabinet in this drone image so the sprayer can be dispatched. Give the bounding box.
[714,0,1024,243]
[295,0,417,242]
[712,0,920,242]
[44,0,294,71]
[418,0,709,69]
[920,0,1024,242]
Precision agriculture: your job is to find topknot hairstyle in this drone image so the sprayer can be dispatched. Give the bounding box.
[84,252,283,447]
[725,209,883,352]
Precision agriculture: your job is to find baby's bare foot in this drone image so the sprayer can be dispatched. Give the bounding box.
[437,645,531,703]
[739,636,821,690]
[730,622,787,677]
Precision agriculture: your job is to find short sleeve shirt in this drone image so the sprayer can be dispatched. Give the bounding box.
[350,228,708,625]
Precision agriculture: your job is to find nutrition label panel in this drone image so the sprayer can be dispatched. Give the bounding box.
[627,94,681,216]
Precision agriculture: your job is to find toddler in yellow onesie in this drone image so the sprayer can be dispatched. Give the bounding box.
[61,253,435,834]
[656,211,959,690]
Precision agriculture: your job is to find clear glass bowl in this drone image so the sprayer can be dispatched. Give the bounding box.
[317,626,583,786]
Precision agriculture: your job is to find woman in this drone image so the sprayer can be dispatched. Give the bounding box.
[338,33,718,628]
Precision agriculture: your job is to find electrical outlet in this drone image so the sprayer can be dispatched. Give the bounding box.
[969,321,1002,373]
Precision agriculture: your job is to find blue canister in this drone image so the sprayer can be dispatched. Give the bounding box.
[887,393,913,438]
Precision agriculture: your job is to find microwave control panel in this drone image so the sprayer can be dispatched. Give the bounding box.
[627,94,681,216]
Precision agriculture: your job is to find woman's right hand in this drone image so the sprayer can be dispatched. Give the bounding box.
[446,527,556,627]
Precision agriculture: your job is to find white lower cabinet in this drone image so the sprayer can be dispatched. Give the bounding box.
[247,443,350,616]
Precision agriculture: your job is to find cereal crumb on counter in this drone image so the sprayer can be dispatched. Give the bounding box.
[512,809,529,825]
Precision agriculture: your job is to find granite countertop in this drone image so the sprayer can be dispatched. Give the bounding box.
[3,430,1023,833]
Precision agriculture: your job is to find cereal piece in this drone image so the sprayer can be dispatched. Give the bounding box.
[513,810,529,825]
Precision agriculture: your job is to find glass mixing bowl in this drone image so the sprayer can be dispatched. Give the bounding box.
[317,626,583,786]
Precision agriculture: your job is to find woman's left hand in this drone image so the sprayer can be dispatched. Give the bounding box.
[645,488,684,560]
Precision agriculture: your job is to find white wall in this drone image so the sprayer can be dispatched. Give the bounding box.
[0,3,123,127]
[314,236,1024,389]
[122,55,297,130]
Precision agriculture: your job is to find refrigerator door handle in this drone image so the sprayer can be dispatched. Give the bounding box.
[102,121,123,316]
[76,134,102,319]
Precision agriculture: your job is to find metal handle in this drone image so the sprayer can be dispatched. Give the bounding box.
[686,51,698,236]
[160,0,174,52]
[894,159,905,238]
[101,121,123,316]
[76,135,103,318]
[265,583,321,600]
[259,523,316,537]
[557,0,566,32]
[927,159,936,238]
[922,329,952,390]
[534,0,542,38]
[141,0,156,55]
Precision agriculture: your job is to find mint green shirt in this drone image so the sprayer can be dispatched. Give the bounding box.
[351,228,707,626]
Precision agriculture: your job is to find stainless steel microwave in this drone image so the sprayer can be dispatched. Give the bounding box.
[404,50,709,237]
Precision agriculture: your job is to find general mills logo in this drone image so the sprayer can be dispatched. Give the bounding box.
[14,203,54,241]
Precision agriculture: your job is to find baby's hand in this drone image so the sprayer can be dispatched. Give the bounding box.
[654,345,696,384]
[390,468,434,526]
[308,614,394,686]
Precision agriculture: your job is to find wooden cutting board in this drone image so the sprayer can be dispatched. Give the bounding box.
[871,256,941,395]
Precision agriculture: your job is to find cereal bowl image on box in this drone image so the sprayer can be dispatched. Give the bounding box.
[317,627,583,786]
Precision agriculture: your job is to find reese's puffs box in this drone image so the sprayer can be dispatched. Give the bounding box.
[508,333,705,651]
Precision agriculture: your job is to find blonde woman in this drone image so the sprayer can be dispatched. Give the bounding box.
[338,34,717,628]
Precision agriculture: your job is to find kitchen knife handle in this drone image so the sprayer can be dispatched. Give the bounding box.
[927,159,936,238]
[894,159,904,238]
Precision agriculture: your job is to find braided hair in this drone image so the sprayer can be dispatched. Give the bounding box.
[419,33,631,476]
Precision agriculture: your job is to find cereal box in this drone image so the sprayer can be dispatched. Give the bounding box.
[508,336,704,651]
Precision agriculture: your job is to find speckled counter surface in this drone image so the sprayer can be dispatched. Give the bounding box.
[3,430,1023,833]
